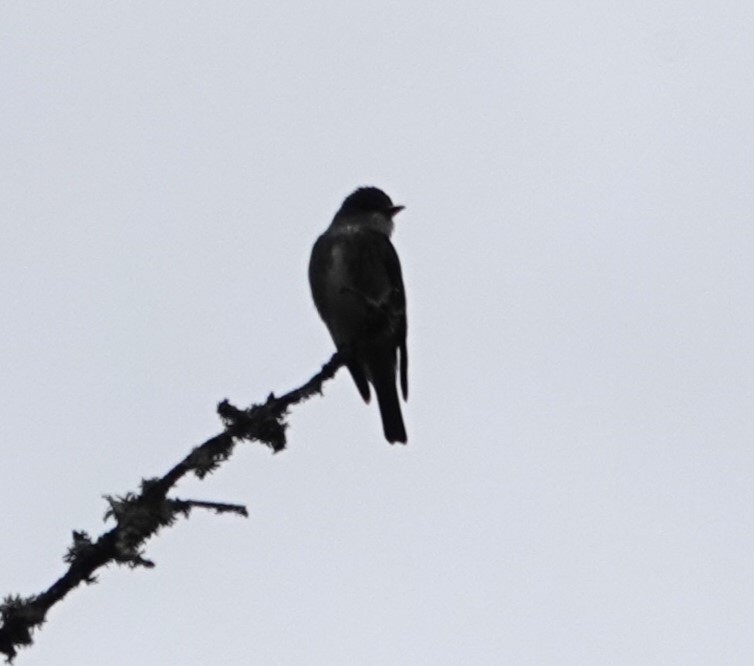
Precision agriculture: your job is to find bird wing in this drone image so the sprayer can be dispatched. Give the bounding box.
[366,232,408,402]
[309,229,408,403]
[309,231,372,402]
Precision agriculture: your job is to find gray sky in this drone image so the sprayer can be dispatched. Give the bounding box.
[2,2,754,664]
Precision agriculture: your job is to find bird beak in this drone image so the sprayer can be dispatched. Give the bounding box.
[389,205,405,217]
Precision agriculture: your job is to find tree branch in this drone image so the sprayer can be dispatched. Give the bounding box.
[0,352,345,662]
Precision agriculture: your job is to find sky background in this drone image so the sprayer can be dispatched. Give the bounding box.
[2,2,754,664]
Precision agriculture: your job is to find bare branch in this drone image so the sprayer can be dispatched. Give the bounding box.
[0,353,345,662]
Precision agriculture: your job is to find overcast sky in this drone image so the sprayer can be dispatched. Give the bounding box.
[2,2,754,664]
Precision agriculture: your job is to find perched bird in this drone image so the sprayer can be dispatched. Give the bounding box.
[309,187,408,443]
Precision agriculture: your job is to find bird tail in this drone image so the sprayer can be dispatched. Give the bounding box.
[377,388,407,444]
[371,357,407,444]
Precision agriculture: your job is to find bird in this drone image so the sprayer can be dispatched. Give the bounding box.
[309,186,408,444]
